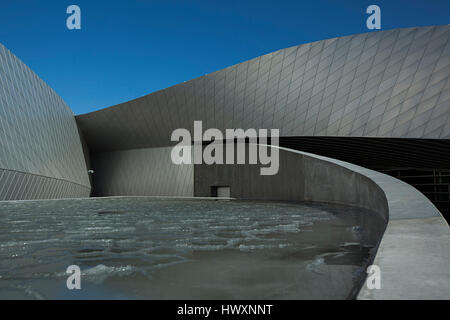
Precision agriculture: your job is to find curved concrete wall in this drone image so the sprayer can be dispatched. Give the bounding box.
[194,144,389,218]
[0,43,91,200]
[194,145,449,299]
[299,148,450,300]
[77,25,450,153]
[194,145,388,218]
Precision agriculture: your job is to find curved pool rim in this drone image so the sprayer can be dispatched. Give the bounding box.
[270,146,450,300]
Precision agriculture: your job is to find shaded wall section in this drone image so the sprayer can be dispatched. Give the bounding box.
[0,43,91,200]
[90,147,193,197]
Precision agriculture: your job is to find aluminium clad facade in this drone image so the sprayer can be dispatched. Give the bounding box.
[0,44,91,200]
[76,26,450,197]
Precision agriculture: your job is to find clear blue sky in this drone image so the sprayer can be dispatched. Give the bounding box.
[1,0,449,114]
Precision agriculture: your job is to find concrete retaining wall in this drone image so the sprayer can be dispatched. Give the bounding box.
[194,145,388,221]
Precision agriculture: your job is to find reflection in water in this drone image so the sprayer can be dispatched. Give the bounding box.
[0,197,385,299]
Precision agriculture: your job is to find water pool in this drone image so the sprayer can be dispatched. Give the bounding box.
[0,197,385,299]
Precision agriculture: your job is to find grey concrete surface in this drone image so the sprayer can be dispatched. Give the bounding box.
[358,216,450,299]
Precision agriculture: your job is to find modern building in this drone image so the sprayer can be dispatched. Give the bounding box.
[1,25,448,206]
[0,25,449,299]
[76,25,450,219]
